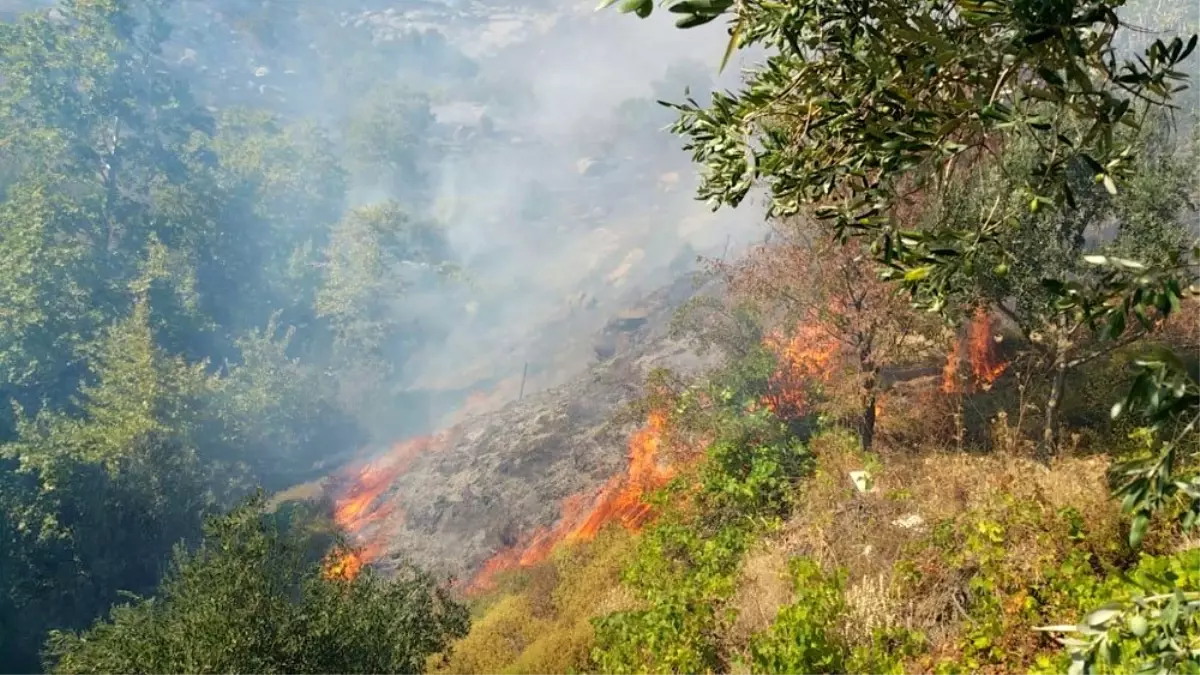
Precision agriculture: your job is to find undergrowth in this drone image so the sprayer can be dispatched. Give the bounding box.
[433,344,1200,674]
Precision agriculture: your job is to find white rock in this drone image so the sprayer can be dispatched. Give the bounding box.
[892,513,925,530]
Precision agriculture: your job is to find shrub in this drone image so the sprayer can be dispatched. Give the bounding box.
[44,495,468,674]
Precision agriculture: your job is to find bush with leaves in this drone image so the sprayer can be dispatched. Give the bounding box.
[43,493,469,674]
[605,0,1199,668]
[747,556,924,674]
[590,352,815,674]
[1037,547,1199,674]
[748,558,849,674]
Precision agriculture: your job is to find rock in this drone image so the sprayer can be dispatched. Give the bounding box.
[892,513,925,530]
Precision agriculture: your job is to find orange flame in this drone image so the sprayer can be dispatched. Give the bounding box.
[968,308,1008,386]
[330,429,456,577]
[761,324,839,419]
[333,435,434,533]
[327,376,525,577]
[469,411,674,593]
[323,547,366,581]
[942,308,1008,393]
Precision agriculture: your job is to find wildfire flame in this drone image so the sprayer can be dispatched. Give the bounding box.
[326,376,528,581]
[762,324,839,419]
[328,430,456,580]
[329,322,845,589]
[469,410,674,592]
[467,324,842,593]
[323,546,366,582]
[942,307,1008,393]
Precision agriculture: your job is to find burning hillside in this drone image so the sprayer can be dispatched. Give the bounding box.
[319,281,1018,586]
[322,274,724,584]
[468,408,674,592]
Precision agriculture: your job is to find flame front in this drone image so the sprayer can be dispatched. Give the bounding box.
[469,411,674,592]
[469,323,842,593]
[329,431,454,580]
[943,307,1008,393]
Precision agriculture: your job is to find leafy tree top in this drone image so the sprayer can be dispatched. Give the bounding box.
[604,0,1196,306]
[43,493,470,674]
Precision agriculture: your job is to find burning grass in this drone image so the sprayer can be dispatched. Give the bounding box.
[942,307,1010,394]
[328,433,454,577]
[761,324,839,419]
[432,528,639,675]
[467,408,677,592]
[421,307,1198,674]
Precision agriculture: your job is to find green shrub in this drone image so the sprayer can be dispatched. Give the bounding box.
[1039,548,1199,675]
[590,362,816,674]
[43,495,469,674]
[748,558,849,674]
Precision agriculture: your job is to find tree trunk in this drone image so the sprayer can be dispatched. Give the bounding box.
[1039,323,1069,461]
[860,350,879,451]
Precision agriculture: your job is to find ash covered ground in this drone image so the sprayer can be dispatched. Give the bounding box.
[326,272,724,582]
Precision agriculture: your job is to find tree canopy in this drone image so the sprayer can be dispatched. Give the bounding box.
[44,494,470,674]
[601,0,1198,670]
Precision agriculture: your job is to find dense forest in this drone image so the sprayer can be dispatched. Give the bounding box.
[0,0,1198,673]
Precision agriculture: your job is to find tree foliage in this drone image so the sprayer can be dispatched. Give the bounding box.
[43,494,470,674]
[605,0,1198,668]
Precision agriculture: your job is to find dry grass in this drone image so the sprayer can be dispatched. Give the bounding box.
[434,526,638,675]
[731,428,1126,666]
[726,544,795,652]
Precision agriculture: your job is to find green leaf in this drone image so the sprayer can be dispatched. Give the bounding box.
[1129,513,1149,548]
[1086,607,1122,627]
[676,13,716,27]
[718,14,744,72]
[1107,310,1126,340]
[617,0,653,16]
[904,266,932,281]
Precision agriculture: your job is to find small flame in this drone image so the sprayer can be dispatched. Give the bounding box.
[330,430,460,575]
[323,546,366,581]
[968,308,1008,386]
[942,308,1008,394]
[941,342,962,394]
[333,435,436,534]
[469,411,674,592]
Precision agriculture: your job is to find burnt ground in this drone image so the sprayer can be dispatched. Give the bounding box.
[337,272,724,582]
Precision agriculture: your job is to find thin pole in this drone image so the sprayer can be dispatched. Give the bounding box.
[518,362,528,400]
